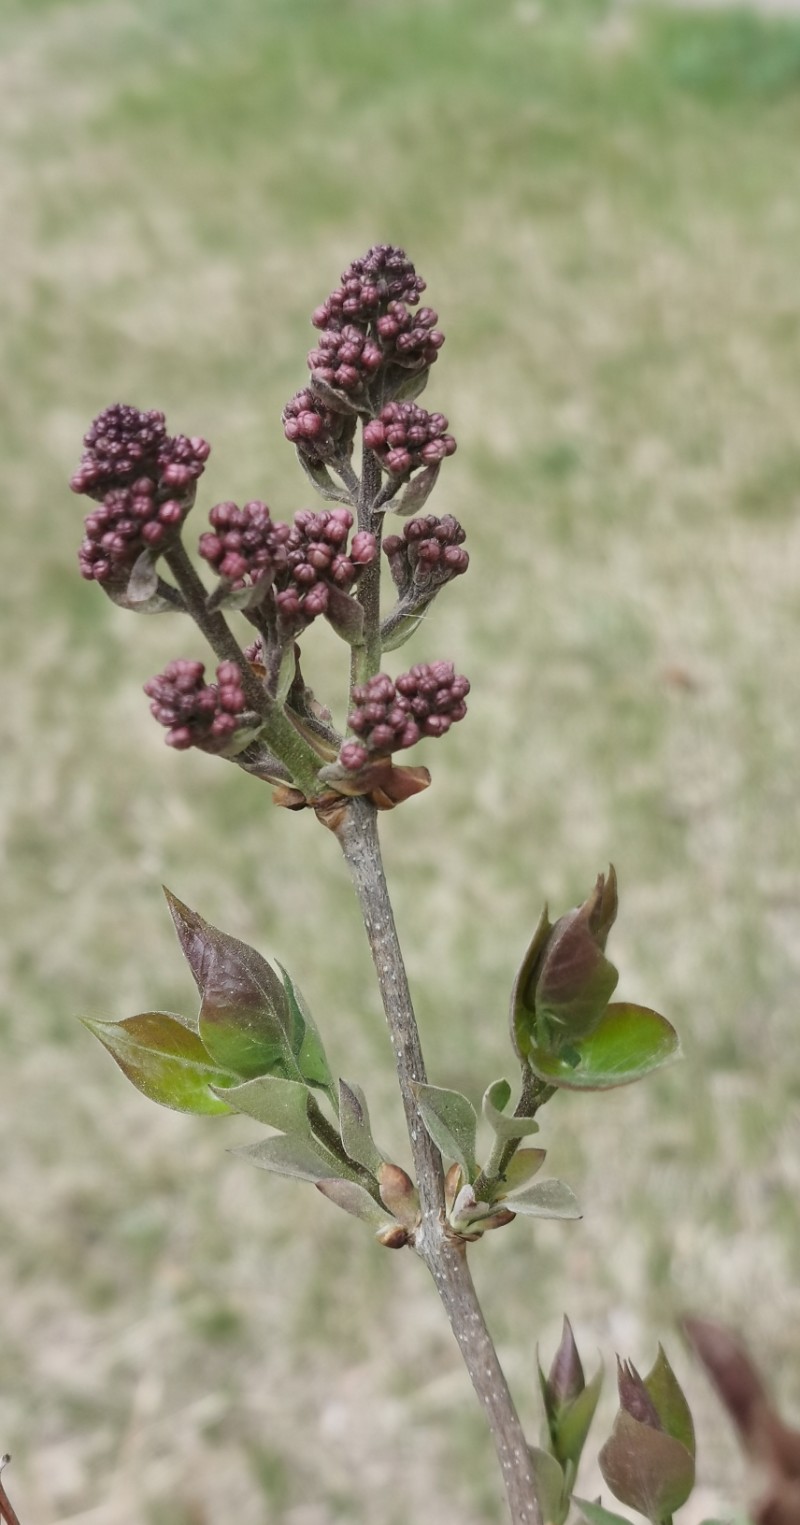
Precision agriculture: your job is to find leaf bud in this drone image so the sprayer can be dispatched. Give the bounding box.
[511,868,619,1061]
[538,1317,603,1472]
[599,1348,695,1521]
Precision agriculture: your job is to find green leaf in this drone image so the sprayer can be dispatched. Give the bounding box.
[339,1080,385,1176]
[164,892,299,1081]
[213,1075,313,1137]
[483,1079,541,1141]
[528,1004,680,1090]
[315,1179,392,1229]
[644,1346,695,1457]
[278,966,336,1103]
[232,1133,343,1183]
[412,1083,478,1179]
[495,1149,547,1196]
[81,1012,236,1115]
[504,1178,582,1219]
[573,1500,633,1525]
[599,1409,695,1520]
[556,1365,604,1469]
[528,1447,567,1525]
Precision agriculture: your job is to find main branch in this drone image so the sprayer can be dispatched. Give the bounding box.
[334,796,542,1525]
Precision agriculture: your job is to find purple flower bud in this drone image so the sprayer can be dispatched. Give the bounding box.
[365,401,456,479]
[198,500,290,591]
[269,507,376,636]
[375,302,445,371]
[340,663,469,769]
[144,659,252,754]
[311,246,426,331]
[71,404,209,502]
[77,476,195,582]
[307,325,384,395]
[281,388,358,467]
[382,513,468,598]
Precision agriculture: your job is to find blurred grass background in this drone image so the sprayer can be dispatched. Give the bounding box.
[2,0,800,1519]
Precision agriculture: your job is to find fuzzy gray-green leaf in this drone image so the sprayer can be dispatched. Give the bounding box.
[413,1083,478,1179]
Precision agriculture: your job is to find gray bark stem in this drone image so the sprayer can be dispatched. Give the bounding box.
[334,796,542,1525]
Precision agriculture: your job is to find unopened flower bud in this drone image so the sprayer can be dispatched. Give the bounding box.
[364,403,456,478]
[272,507,376,637]
[383,514,468,597]
[71,404,209,502]
[282,388,357,465]
[341,663,469,767]
[307,325,383,396]
[375,301,444,371]
[144,659,253,754]
[198,500,290,591]
[312,245,426,331]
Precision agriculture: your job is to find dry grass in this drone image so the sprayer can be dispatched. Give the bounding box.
[2,0,800,1520]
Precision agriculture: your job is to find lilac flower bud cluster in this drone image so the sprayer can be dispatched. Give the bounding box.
[306,325,384,395]
[71,405,210,583]
[312,245,426,330]
[297,247,445,422]
[363,403,456,477]
[143,659,249,752]
[281,389,357,465]
[77,481,188,583]
[274,508,377,631]
[198,501,290,589]
[374,303,444,371]
[70,404,209,500]
[383,514,469,594]
[340,662,470,771]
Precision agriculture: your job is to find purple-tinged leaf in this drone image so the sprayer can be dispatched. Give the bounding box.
[390,366,429,405]
[511,904,554,1061]
[232,1133,343,1183]
[528,1003,680,1090]
[392,462,440,517]
[81,1012,236,1115]
[308,372,361,417]
[315,1179,392,1230]
[483,1078,541,1141]
[164,892,299,1081]
[207,578,273,614]
[324,586,366,646]
[412,1083,478,1179]
[339,1080,385,1176]
[503,1177,581,1220]
[296,451,353,505]
[599,1409,695,1520]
